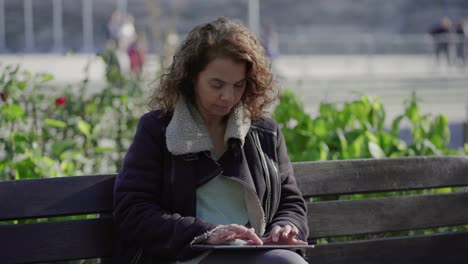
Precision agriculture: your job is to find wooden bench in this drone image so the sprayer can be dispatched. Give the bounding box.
[1,156,468,263]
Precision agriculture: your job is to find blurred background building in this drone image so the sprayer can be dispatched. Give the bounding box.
[1,0,468,54]
[1,0,467,147]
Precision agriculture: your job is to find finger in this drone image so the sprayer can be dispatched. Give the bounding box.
[221,225,262,245]
[290,226,299,236]
[224,224,250,234]
[282,225,292,239]
[271,225,282,242]
[239,228,263,245]
[208,227,236,244]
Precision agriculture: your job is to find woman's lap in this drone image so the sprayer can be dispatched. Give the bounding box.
[199,249,308,264]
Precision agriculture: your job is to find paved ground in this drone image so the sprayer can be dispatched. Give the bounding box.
[1,53,467,147]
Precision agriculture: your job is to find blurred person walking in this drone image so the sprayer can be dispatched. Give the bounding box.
[105,9,122,49]
[119,15,137,51]
[128,31,147,78]
[429,17,452,65]
[115,14,137,75]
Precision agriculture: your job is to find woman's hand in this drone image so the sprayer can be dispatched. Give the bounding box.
[206,224,263,245]
[262,225,308,245]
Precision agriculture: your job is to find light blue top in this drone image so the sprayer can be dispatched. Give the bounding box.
[175,175,249,264]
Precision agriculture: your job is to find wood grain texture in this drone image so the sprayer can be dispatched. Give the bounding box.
[0,217,115,263]
[0,174,116,220]
[308,191,468,238]
[307,231,468,264]
[294,156,468,197]
[1,156,468,263]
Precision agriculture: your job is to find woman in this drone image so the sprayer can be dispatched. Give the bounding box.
[113,17,309,264]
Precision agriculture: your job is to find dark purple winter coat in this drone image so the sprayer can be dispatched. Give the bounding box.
[112,110,308,263]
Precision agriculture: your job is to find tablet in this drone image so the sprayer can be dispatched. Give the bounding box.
[192,244,315,250]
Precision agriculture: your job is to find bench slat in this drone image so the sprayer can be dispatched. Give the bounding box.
[294,156,468,197]
[0,217,115,263]
[307,231,468,264]
[0,175,115,220]
[308,191,468,238]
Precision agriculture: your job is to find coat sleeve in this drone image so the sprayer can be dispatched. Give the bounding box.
[267,123,309,242]
[113,112,217,261]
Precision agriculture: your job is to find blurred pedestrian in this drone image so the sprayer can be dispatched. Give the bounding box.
[115,14,137,75]
[128,31,147,78]
[429,17,452,65]
[105,9,122,49]
[119,14,137,52]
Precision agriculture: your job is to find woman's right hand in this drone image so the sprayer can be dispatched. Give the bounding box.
[206,224,263,245]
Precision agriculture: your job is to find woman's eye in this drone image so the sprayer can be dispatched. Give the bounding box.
[211,84,223,89]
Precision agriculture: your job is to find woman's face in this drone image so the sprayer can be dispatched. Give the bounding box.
[193,57,247,122]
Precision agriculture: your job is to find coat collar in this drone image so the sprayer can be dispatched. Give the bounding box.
[165,98,251,156]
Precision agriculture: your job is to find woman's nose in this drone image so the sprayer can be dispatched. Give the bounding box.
[220,87,234,101]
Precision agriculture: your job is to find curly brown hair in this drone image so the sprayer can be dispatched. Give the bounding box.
[147,17,278,119]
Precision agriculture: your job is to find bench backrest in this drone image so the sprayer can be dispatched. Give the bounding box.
[0,174,116,263]
[1,156,468,263]
[296,156,468,263]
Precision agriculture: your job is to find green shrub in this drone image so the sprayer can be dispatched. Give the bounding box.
[274,89,467,162]
[0,54,145,181]
[274,88,468,243]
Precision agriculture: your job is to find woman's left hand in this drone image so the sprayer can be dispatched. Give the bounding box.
[262,225,308,245]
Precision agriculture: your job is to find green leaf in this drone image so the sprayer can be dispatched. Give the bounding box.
[319,103,336,118]
[10,132,33,154]
[337,128,349,159]
[422,139,442,155]
[350,135,365,158]
[94,146,114,153]
[318,142,329,160]
[44,118,67,128]
[17,81,28,90]
[0,104,25,121]
[120,95,129,103]
[377,132,394,154]
[51,140,77,158]
[41,156,56,168]
[42,74,54,82]
[405,98,420,123]
[368,141,385,158]
[14,158,39,179]
[4,79,13,91]
[435,187,452,194]
[60,160,76,175]
[85,101,98,114]
[313,118,328,139]
[391,115,405,136]
[77,120,92,137]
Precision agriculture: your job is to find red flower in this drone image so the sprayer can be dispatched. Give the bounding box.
[0,91,7,102]
[55,96,67,106]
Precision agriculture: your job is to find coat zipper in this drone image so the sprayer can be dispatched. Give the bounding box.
[252,131,272,223]
[130,248,143,264]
